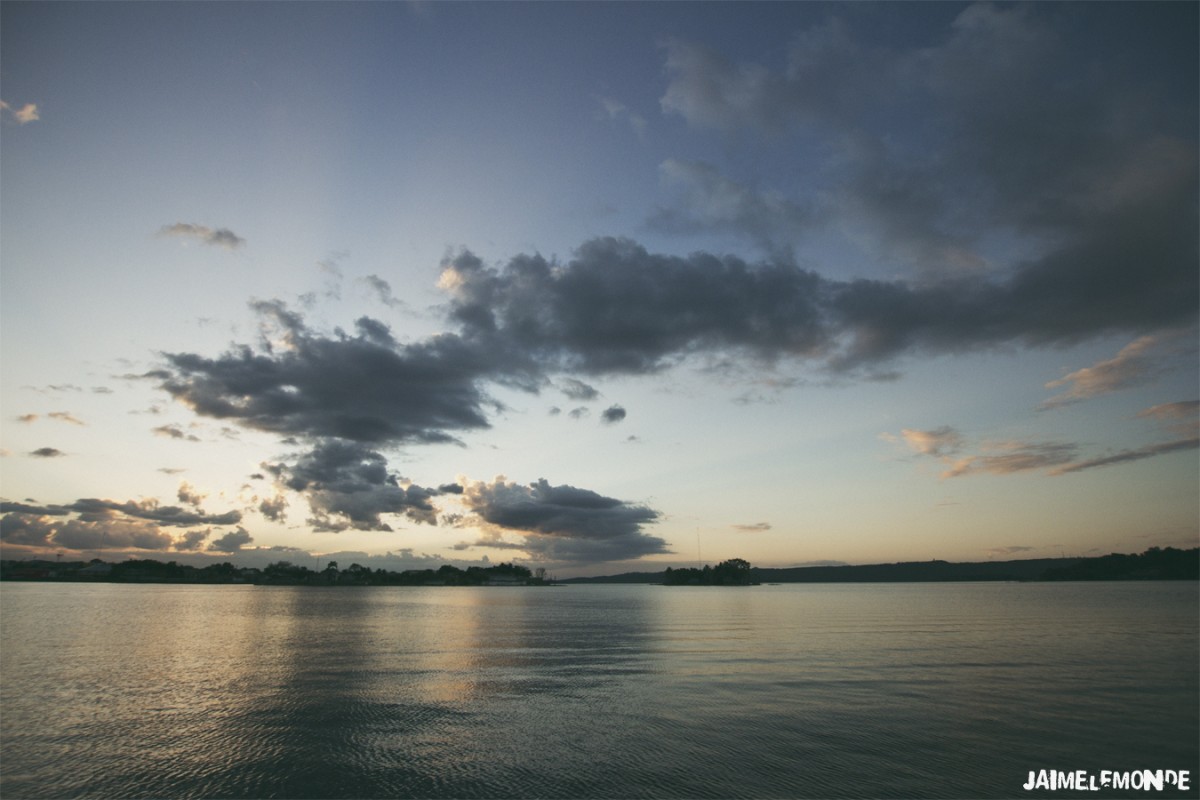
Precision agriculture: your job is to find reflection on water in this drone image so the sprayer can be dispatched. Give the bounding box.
[1,582,1196,798]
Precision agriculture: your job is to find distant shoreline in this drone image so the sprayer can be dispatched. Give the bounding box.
[1,547,1194,586]
[563,547,1199,584]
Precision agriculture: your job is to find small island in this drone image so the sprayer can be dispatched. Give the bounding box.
[663,558,757,586]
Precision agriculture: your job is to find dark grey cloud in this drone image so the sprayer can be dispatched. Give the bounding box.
[441,239,829,375]
[0,492,241,553]
[733,522,771,532]
[1,498,240,527]
[159,300,513,447]
[658,4,1197,286]
[158,222,245,250]
[38,517,176,551]
[29,447,65,458]
[68,498,243,527]
[0,513,56,547]
[153,424,201,442]
[443,231,1196,376]
[209,527,253,553]
[1049,438,1199,476]
[648,159,820,257]
[264,440,444,532]
[601,405,626,425]
[559,378,599,401]
[176,528,211,551]
[460,477,667,563]
[258,493,288,522]
[176,482,205,508]
[361,274,403,308]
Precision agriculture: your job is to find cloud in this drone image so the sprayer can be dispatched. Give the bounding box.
[660,39,798,134]
[986,545,1035,557]
[648,159,819,256]
[601,405,626,424]
[1137,401,1200,438]
[459,477,667,563]
[176,528,212,551]
[1,100,39,125]
[885,426,966,458]
[360,274,403,308]
[47,411,85,425]
[264,439,444,532]
[1040,336,1167,410]
[596,96,647,137]
[442,231,1196,377]
[1138,400,1200,422]
[158,222,246,250]
[177,482,206,508]
[942,441,1079,478]
[159,184,1194,460]
[440,239,830,375]
[258,493,289,522]
[0,496,243,554]
[159,300,511,446]
[733,522,771,532]
[34,517,176,552]
[29,447,65,458]
[658,5,1198,289]
[893,421,1198,480]
[16,414,37,423]
[559,378,599,401]
[152,424,201,442]
[66,498,243,527]
[1048,438,1199,476]
[209,527,253,553]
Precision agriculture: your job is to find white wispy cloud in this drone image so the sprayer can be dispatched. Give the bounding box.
[882,426,965,458]
[1,100,40,124]
[596,96,646,137]
[890,424,1196,479]
[1040,335,1163,410]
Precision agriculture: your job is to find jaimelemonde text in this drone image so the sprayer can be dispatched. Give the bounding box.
[1024,770,1191,792]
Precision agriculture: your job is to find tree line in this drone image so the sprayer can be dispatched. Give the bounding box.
[0,558,549,586]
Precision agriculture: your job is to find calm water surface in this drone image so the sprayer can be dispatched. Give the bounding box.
[2,582,1196,799]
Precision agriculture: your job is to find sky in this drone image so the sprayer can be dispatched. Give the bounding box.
[1,1,1196,577]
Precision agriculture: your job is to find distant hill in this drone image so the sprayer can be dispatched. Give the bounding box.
[563,548,1198,584]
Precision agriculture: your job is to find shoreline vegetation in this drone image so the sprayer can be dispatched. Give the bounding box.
[0,548,1194,587]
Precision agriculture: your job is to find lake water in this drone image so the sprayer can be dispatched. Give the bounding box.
[1,582,1196,799]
